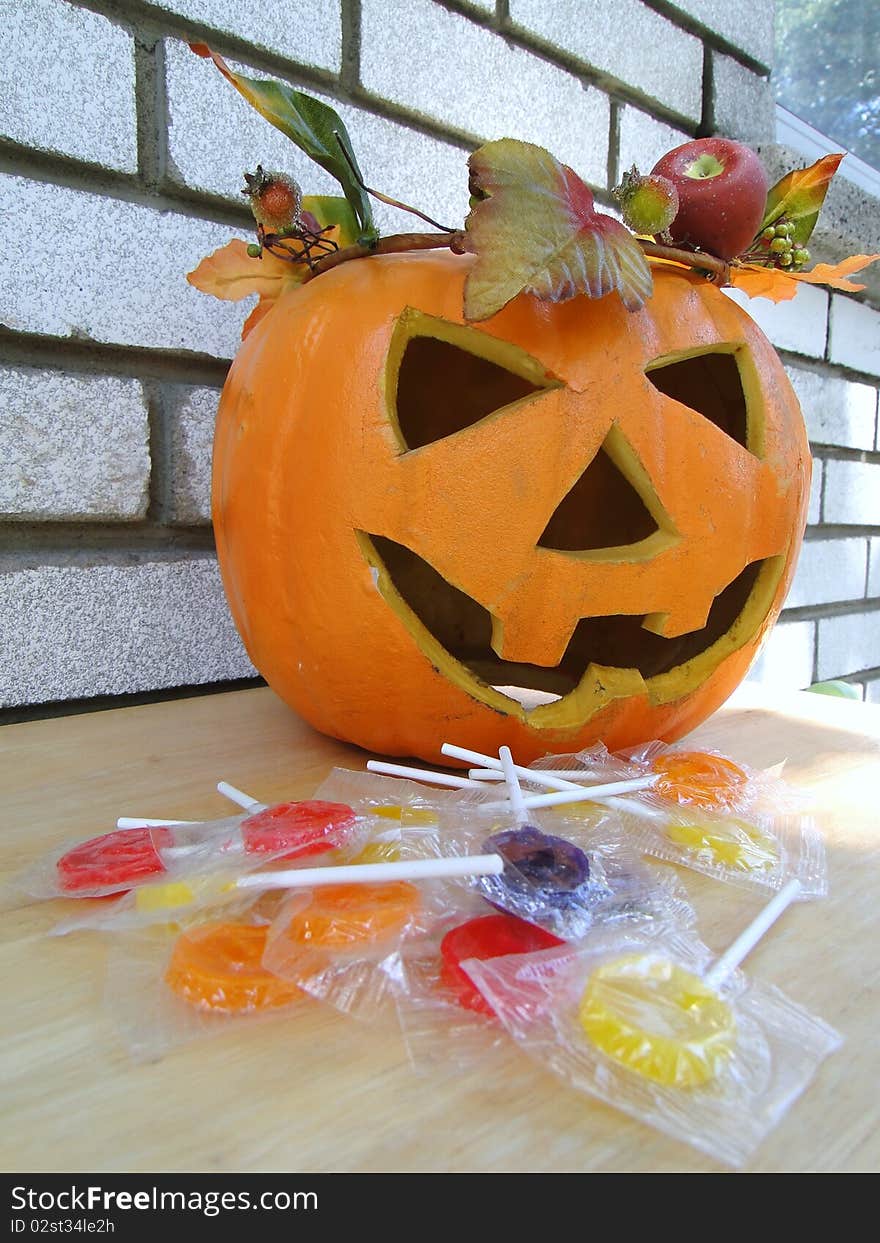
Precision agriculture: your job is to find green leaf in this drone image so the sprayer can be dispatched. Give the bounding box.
[191,44,377,245]
[301,195,359,247]
[806,679,862,701]
[759,153,844,246]
[463,139,652,322]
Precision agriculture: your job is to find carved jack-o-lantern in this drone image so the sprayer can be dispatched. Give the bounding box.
[213,252,809,763]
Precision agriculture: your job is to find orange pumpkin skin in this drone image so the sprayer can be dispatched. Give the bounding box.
[213,252,809,764]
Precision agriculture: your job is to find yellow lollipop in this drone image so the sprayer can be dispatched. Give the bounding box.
[579,954,736,1086]
[665,819,780,874]
[579,880,801,1088]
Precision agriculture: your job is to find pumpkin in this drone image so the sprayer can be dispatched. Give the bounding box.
[213,251,809,763]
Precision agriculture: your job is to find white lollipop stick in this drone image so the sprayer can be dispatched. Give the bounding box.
[498,745,528,825]
[236,852,505,890]
[444,742,659,809]
[365,760,488,790]
[466,768,665,821]
[217,780,267,812]
[480,776,657,812]
[116,816,196,829]
[704,879,801,990]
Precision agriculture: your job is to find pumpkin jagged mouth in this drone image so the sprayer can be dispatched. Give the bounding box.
[358,532,784,729]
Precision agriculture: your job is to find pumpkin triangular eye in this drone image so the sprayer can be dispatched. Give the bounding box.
[538,426,672,553]
[389,310,561,451]
[646,349,757,454]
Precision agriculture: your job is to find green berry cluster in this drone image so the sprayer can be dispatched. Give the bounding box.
[751,219,810,270]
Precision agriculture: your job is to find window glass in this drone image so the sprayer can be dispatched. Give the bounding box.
[774,0,879,168]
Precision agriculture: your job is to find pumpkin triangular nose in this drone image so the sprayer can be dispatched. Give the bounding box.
[538,424,671,552]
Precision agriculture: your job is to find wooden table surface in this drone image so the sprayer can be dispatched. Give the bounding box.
[1,683,878,1173]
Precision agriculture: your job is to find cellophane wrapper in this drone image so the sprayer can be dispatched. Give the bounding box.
[402,794,696,940]
[465,928,842,1168]
[10,814,249,903]
[104,894,305,1061]
[533,743,827,899]
[260,876,458,1025]
[313,767,463,842]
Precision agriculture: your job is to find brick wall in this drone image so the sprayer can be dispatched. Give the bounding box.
[2,0,879,718]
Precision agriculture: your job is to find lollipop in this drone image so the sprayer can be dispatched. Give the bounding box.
[441,914,563,1016]
[165,922,301,1014]
[216,781,358,859]
[471,747,606,938]
[665,818,779,874]
[577,879,801,1086]
[282,882,420,950]
[579,953,735,1086]
[650,751,748,812]
[57,827,174,895]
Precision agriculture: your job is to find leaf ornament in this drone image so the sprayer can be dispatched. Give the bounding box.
[759,153,844,246]
[190,43,377,244]
[463,139,653,321]
[187,199,349,339]
[730,253,880,304]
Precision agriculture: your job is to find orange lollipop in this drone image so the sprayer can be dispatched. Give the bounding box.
[284,882,420,951]
[165,922,301,1014]
[650,751,748,812]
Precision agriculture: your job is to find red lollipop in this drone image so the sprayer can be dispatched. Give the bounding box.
[57,827,173,895]
[440,913,563,1017]
[240,799,357,860]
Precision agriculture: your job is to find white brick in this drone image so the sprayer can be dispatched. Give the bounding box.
[823,460,880,526]
[0,0,137,171]
[865,680,880,704]
[816,611,880,680]
[663,0,774,68]
[508,0,703,122]
[0,558,254,707]
[711,54,774,146]
[0,367,149,521]
[723,283,828,358]
[785,538,867,609]
[167,384,220,524]
[164,40,470,233]
[0,174,247,359]
[828,296,880,378]
[868,538,880,597]
[746,619,815,691]
[151,0,342,72]
[617,109,690,180]
[786,365,876,450]
[361,0,610,187]
[808,459,822,525]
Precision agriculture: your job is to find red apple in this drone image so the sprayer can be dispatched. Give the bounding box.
[651,138,768,260]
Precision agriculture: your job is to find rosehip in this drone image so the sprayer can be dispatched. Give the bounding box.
[242,166,303,232]
[612,166,679,238]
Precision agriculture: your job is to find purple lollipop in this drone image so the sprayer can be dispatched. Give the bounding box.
[485,826,590,897]
[476,825,599,939]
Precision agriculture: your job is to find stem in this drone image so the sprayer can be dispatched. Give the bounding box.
[333,131,457,233]
[639,240,730,284]
[301,231,467,282]
[300,232,730,288]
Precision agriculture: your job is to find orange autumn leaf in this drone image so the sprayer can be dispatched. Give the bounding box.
[187,239,299,302]
[787,253,880,292]
[730,253,880,303]
[728,264,800,302]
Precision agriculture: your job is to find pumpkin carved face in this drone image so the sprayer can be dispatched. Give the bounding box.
[213,252,809,763]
